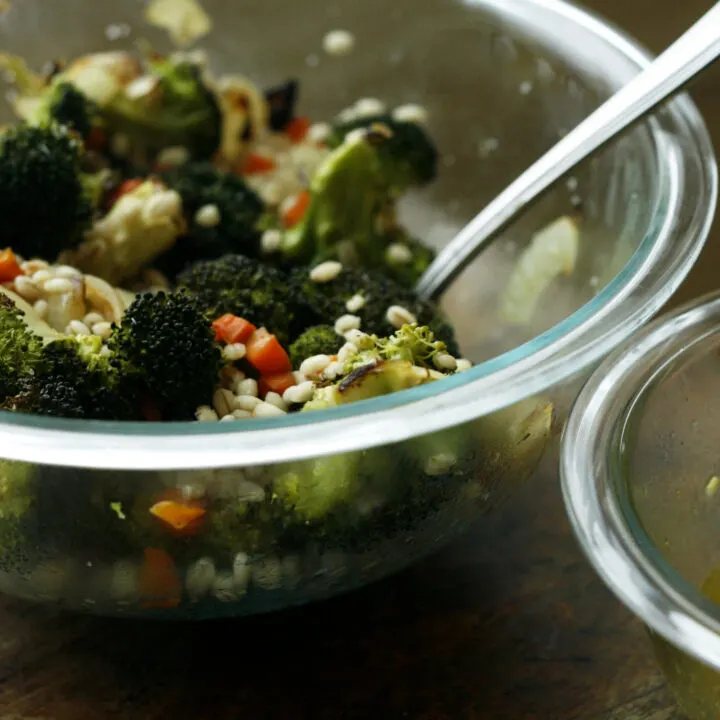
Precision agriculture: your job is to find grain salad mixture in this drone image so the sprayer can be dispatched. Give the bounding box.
[0,0,554,612]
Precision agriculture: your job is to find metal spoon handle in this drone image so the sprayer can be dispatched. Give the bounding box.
[415,2,720,302]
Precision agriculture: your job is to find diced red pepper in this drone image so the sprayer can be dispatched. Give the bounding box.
[239,153,277,175]
[0,249,23,283]
[281,190,311,229]
[259,372,296,398]
[212,314,257,345]
[246,328,292,375]
[286,116,311,144]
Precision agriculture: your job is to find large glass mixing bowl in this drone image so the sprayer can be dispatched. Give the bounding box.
[0,0,714,618]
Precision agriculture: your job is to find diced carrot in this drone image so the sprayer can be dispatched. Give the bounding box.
[286,116,311,144]
[106,178,144,209]
[150,500,206,533]
[246,328,292,375]
[259,371,296,398]
[140,548,182,610]
[0,249,23,283]
[281,190,311,229]
[85,126,107,152]
[239,153,277,175]
[212,314,256,345]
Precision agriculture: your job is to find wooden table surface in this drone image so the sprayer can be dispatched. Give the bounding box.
[1,2,719,718]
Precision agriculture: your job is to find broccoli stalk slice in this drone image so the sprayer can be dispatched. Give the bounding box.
[280,136,386,266]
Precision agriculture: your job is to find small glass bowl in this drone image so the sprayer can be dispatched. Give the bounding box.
[0,0,715,618]
[562,292,720,720]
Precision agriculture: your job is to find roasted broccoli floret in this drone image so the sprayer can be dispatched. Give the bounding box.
[278,130,438,286]
[175,254,297,343]
[288,325,342,369]
[26,335,140,420]
[279,134,386,267]
[108,291,223,421]
[289,265,459,354]
[101,54,222,166]
[158,163,265,277]
[0,123,96,262]
[0,293,47,403]
[327,113,438,195]
[63,179,184,285]
[33,81,98,140]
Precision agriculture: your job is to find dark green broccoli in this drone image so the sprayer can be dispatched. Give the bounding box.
[101,54,221,166]
[277,130,438,287]
[108,291,223,421]
[175,254,298,343]
[288,325,342,368]
[382,229,436,289]
[0,123,96,262]
[279,134,387,268]
[289,265,459,355]
[26,335,140,421]
[327,113,438,195]
[35,81,98,140]
[0,293,47,403]
[158,163,265,277]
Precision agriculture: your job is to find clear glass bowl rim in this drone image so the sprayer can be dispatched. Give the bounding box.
[562,290,720,673]
[0,0,715,471]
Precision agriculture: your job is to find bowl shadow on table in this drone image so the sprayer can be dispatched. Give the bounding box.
[0,455,680,720]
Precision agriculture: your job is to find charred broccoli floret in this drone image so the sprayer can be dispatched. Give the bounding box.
[0,292,47,403]
[175,254,297,343]
[0,123,96,262]
[34,81,98,140]
[279,134,386,267]
[108,291,223,421]
[63,179,185,286]
[278,130,437,286]
[21,335,141,420]
[101,53,222,166]
[289,265,459,354]
[158,163,265,277]
[288,325,342,369]
[328,113,438,195]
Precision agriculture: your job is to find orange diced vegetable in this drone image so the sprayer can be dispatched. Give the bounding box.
[140,548,182,610]
[0,249,23,283]
[240,153,276,175]
[106,178,144,210]
[281,190,311,229]
[246,328,292,375]
[150,500,206,533]
[259,371,296,398]
[212,314,256,345]
[286,116,311,144]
